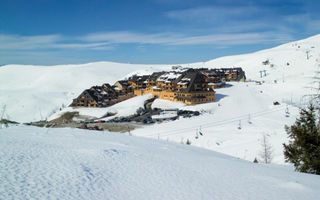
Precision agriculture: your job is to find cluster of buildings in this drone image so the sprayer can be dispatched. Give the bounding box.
[70,67,245,107]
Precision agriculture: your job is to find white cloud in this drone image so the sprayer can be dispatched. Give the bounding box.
[164,6,320,37]
[163,6,281,35]
[80,31,293,46]
[51,42,111,49]
[0,34,62,50]
[81,31,183,44]
[0,34,111,50]
[169,33,293,45]
[165,6,267,23]
[306,19,320,32]
[0,31,294,52]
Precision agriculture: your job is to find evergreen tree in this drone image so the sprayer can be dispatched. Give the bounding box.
[283,104,320,174]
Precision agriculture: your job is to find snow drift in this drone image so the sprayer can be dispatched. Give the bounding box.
[0,125,319,200]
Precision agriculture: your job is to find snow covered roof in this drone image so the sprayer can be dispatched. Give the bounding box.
[181,78,191,81]
[177,82,188,85]
[157,72,183,82]
[177,77,191,85]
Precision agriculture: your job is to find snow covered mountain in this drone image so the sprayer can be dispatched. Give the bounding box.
[0,62,170,122]
[1,125,320,200]
[1,34,320,164]
[1,35,319,122]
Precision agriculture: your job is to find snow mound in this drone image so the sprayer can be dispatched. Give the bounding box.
[100,94,152,120]
[152,99,185,110]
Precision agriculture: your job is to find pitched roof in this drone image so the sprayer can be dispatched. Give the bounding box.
[129,75,149,83]
[116,80,130,87]
[179,72,212,92]
[81,89,99,102]
[157,72,184,83]
[148,72,166,81]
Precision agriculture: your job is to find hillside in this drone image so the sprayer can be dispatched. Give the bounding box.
[0,34,319,164]
[1,35,319,122]
[0,62,170,122]
[1,125,320,200]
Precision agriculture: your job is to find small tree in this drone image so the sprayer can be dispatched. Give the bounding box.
[283,104,320,174]
[259,134,273,164]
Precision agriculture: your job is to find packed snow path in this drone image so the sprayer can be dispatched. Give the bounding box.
[1,126,320,200]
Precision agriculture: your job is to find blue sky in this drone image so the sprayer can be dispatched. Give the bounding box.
[1,0,320,65]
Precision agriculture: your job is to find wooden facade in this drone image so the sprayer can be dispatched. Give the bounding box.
[70,84,133,108]
[70,67,245,107]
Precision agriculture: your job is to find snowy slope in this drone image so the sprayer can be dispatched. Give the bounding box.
[1,35,319,122]
[133,82,300,164]
[194,34,320,102]
[131,35,320,164]
[1,34,320,164]
[0,62,169,122]
[1,125,320,200]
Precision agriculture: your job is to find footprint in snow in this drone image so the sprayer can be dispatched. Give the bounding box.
[80,164,94,181]
[104,149,119,154]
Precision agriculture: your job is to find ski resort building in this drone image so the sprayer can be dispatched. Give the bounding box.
[70,84,134,107]
[70,67,245,107]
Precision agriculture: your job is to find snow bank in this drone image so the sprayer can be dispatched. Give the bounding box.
[0,125,319,200]
[152,99,185,110]
[49,94,152,120]
[100,94,152,119]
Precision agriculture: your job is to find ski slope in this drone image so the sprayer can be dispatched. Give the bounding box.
[134,82,300,164]
[0,34,319,164]
[0,125,320,200]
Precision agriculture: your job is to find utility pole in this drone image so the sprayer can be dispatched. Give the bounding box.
[199,126,203,136]
[238,120,242,130]
[306,50,310,60]
[263,70,267,77]
[195,129,199,139]
[285,106,290,117]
